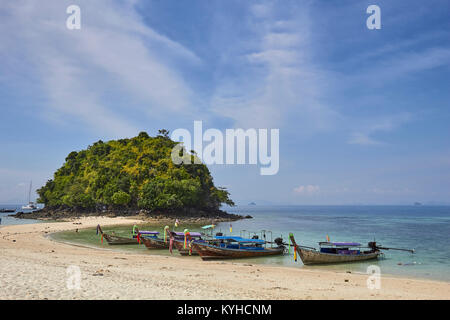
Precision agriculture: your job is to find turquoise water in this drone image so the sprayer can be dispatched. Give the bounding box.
[2,203,449,282]
[214,205,450,282]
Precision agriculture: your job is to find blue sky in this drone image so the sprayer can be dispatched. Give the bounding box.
[0,0,449,205]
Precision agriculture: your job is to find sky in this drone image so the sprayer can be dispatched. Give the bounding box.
[0,0,449,205]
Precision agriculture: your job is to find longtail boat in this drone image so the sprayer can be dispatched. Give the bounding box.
[190,236,285,260]
[200,224,216,237]
[289,233,414,265]
[96,225,139,245]
[169,231,204,256]
[96,225,159,245]
[140,233,170,249]
[140,226,173,249]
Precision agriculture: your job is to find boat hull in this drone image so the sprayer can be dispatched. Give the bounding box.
[21,206,37,210]
[102,233,138,245]
[297,247,381,265]
[173,240,199,256]
[191,243,284,260]
[141,236,170,249]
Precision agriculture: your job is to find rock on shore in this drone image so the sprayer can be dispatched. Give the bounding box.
[12,206,250,222]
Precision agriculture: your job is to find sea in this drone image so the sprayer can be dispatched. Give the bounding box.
[218,205,450,282]
[0,204,42,226]
[2,204,449,282]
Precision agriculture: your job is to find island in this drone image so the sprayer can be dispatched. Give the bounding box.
[14,131,244,221]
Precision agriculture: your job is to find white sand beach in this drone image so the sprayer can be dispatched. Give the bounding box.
[0,217,449,300]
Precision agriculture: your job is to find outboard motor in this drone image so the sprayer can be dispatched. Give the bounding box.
[274,237,284,248]
[216,232,223,236]
[252,235,259,239]
[368,242,377,251]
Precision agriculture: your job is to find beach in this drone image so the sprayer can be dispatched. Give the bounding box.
[0,217,449,300]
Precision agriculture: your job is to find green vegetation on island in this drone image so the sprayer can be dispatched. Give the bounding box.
[36,131,235,216]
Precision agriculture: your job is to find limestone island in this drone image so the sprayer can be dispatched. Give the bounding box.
[14,131,245,222]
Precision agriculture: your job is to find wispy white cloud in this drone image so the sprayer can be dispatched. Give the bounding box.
[0,168,48,203]
[210,1,338,131]
[348,133,383,146]
[339,43,450,147]
[249,2,272,19]
[0,0,199,137]
[347,30,450,67]
[366,47,450,86]
[339,44,450,92]
[293,185,320,195]
[348,112,413,146]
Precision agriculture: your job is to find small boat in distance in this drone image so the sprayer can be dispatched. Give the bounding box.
[289,233,414,265]
[0,208,15,213]
[22,181,38,210]
[21,203,37,210]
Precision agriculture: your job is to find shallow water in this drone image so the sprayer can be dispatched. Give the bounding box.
[13,204,450,282]
[216,205,450,282]
[50,223,206,260]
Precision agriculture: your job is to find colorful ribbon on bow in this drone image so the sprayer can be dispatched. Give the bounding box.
[164,226,170,243]
[294,245,297,262]
[101,234,103,244]
[137,232,141,244]
[183,229,190,249]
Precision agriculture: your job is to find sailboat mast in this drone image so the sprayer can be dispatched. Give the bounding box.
[28,180,32,203]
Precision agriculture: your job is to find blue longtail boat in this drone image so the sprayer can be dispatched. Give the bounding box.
[190,235,285,260]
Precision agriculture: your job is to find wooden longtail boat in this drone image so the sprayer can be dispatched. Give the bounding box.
[289,233,406,265]
[96,225,139,245]
[141,234,170,249]
[190,236,285,260]
[172,240,196,255]
[169,231,204,256]
[140,226,175,250]
[96,225,160,245]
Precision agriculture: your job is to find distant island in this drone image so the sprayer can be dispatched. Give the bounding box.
[16,131,244,221]
[248,202,256,205]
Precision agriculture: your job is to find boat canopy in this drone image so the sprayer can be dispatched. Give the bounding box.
[172,231,202,237]
[201,225,215,229]
[138,231,159,235]
[319,241,361,247]
[215,236,265,244]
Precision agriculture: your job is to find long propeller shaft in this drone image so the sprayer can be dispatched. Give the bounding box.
[377,246,415,253]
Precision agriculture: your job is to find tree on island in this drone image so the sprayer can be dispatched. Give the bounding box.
[36,131,234,213]
[157,129,170,138]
